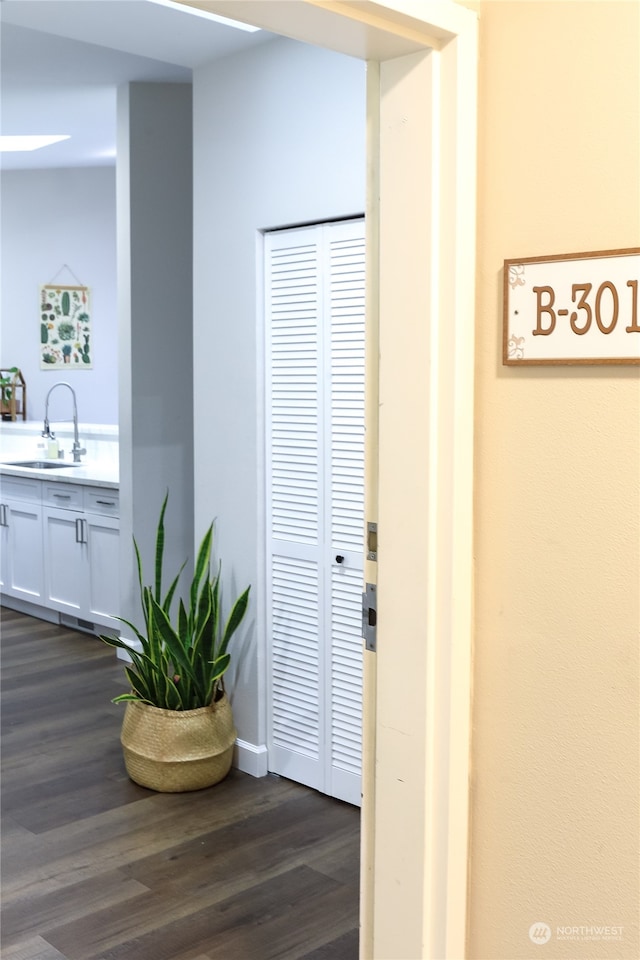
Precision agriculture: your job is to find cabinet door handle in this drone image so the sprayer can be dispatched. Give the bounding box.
[75,517,88,544]
[0,504,7,526]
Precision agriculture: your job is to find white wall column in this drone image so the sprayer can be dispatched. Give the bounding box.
[117,83,194,626]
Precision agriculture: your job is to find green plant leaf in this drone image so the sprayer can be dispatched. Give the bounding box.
[99,631,166,706]
[143,585,162,669]
[163,565,186,615]
[112,692,150,703]
[149,596,197,686]
[190,523,213,614]
[218,586,251,659]
[133,538,150,637]
[204,654,231,704]
[154,491,169,601]
[162,671,184,710]
[193,582,213,652]
[177,598,188,641]
[101,620,150,656]
[123,664,153,702]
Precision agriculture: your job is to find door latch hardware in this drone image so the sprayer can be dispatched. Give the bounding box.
[362,582,377,652]
[367,522,378,561]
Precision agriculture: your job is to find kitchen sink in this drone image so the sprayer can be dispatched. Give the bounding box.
[2,460,79,470]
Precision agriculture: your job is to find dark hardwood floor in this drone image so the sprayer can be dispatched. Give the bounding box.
[0,608,360,960]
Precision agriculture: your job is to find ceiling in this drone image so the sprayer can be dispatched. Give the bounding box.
[0,0,274,171]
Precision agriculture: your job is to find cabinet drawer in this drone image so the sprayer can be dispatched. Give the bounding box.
[43,482,83,510]
[85,487,119,517]
[0,476,41,503]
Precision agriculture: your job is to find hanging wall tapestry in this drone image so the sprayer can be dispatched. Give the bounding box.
[39,284,92,369]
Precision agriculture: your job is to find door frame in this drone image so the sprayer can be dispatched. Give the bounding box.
[182,2,477,957]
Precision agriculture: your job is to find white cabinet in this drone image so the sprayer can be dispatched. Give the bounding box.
[1,474,119,631]
[42,483,119,629]
[42,502,85,619]
[0,477,45,603]
[84,489,119,627]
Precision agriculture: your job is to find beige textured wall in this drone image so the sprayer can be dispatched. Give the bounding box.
[469,2,640,958]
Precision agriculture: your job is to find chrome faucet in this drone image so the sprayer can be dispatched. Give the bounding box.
[42,382,87,463]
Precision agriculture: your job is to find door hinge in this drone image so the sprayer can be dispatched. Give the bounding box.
[362,582,377,652]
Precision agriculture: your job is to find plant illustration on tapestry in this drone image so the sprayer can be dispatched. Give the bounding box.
[40,284,92,369]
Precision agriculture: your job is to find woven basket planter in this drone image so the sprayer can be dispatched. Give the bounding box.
[120,695,237,792]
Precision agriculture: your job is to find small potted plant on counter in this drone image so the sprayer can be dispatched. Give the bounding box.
[100,493,250,792]
[0,367,24,420]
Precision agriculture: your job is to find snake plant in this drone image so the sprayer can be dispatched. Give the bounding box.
[100,493,250,710]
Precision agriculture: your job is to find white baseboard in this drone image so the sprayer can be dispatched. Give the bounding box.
[1,598,116,639]
[234,739,268,778]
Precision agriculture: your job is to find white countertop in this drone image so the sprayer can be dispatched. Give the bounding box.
[0,422,119,489]
[0,458,118,489]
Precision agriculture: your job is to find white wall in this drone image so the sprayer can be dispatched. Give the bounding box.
[117,83,194,634]
[469,3,640,956]
[193,37,366,755]
[0,167,117,424]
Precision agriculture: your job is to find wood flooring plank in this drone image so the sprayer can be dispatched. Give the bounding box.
[298,927,360,960]
[1,626,109,672]
[0,730,128,795]
[0,773,308,900]
[0,873,149,948]
[0,721,124,780]
[4,769,146,833]
[0,935,69,960]
[41,886,198,959]
[0,609,361,960]
[171,950,211,960]
[0,812,37,846]
[121,791,358,900]
[304,827,361,886]
[12,799,357,957]
[1,667,126,724]
[2,724,145,834]
[45,865,351,960]
[200,880,359,960]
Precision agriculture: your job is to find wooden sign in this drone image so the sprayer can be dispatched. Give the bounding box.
[503,248,640,365]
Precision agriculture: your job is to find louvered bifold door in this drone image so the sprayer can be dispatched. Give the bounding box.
[266,226,325,793]
[326,221,365,806]
[265,219,365,805]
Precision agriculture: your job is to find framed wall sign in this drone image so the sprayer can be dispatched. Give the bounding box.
[503,248,640,365]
